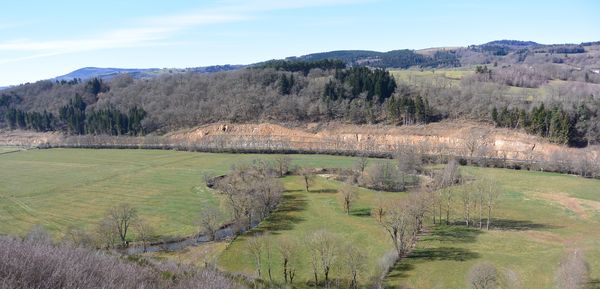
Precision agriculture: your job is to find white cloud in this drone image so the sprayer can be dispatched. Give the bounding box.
[0,0,373,62]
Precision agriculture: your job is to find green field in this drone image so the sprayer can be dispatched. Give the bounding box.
[218,176,405,287]
[2,148,600,288]
[0,148,365,238]
[0,146,23,154]
[386,167,600,289]
[390,68,569,104]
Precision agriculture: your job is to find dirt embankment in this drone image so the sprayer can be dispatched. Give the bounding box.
[1,121,597,163]
[166,121,590,161]
[0,130,63,146]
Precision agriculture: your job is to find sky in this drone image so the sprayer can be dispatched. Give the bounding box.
[0,0,599,86]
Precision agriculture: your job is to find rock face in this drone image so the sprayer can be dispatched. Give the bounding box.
[1,122,595,164]
[166,121,579,161]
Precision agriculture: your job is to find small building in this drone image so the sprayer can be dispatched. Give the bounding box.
[591,68,600,74]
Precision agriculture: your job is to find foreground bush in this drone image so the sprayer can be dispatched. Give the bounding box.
[0,236,243,289]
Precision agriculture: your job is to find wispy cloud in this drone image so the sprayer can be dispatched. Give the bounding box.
[0,0,372,63]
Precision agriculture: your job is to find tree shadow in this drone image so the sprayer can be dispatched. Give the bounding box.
[310,188,337,194]
[407,247,480,262]
[490,218,560,231]
[256,192,307,233]
[350,207,371,217]
[385,262,415,279]
[426,225,483,243]
[587,279,600,289]
[386,247,480,279]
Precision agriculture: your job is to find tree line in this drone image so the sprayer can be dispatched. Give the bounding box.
[5,94,145,135]
[492,103,578,145]
[324,67,397,103]
[2,59,600,145]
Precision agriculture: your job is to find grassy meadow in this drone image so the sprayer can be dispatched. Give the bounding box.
[386,167,600,289]
[0,148,364,238]
[2,148,600,288]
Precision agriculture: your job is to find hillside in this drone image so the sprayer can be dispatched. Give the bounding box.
[2,40,600,159]
[53,65,244,82]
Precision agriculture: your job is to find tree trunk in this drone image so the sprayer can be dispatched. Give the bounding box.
[487,205,492,230]
[446,201,451,225]
[479,199,483,229]
[283,259,288,283]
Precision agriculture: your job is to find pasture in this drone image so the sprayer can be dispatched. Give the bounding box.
[2,148,600,288]
[386,167,600,289]
[0,148,362,238]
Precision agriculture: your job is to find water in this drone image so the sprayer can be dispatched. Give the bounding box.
[122,220,256,255]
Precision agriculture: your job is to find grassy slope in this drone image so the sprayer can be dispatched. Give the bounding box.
[390,68,574,104]
[387,167,600,289]
[0,148,363,238]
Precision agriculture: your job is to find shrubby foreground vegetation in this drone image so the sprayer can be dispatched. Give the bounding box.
[0,235,244,289]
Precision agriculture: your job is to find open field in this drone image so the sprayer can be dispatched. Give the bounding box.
[386,167,600,289]
[2,148,600,288]
[218,176,405,287]
[0,148,369,239]
[0,146,24,154]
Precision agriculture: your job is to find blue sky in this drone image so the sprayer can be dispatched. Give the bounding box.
[0,0,599,86]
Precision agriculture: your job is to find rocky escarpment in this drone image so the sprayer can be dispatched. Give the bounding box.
[166,121,595,162]
[2,122,598,167]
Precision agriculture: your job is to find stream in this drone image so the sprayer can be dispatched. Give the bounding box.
[122,220,259,255]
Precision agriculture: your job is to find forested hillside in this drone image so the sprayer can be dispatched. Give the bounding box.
[2,41,600,146]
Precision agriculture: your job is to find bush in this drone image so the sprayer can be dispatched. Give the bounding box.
[0,236,243,289]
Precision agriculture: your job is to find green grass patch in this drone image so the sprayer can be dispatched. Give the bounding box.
[0,149,372,239]
[218,176,406,287]
[386,166,600,289]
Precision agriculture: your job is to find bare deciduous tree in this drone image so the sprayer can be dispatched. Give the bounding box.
[371,191,386,223]
[343,242,366,289]
[379,200,418,258]
[468,262,498,289]
[246,234,263,278]
[460,182,474,227]
[556,250,590,289]
[109,203,137,246]
[396,146,422,175]
[62,226,94,248]
[482,178,501,230]
[215,160,284,229]
[364,162,405,191]
[277,236,297,284]
[198,207,222,241]
[353,155,369,176]
[339,184,358,215]
[307,230,339,288]
[433,159,461,224]
[274,155,292,177]
[95,217,117,249]
[301,168,316,192]
[135,220,155,253]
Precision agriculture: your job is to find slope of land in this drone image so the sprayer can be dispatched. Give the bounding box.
[2,120,597,165]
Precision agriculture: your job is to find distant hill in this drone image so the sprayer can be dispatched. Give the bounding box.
[287,49,460,68]
[32,39,600,85]
[483,40,540,47]
[54,65,244,82]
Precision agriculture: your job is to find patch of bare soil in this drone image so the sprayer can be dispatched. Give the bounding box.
[532,192,600,220]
